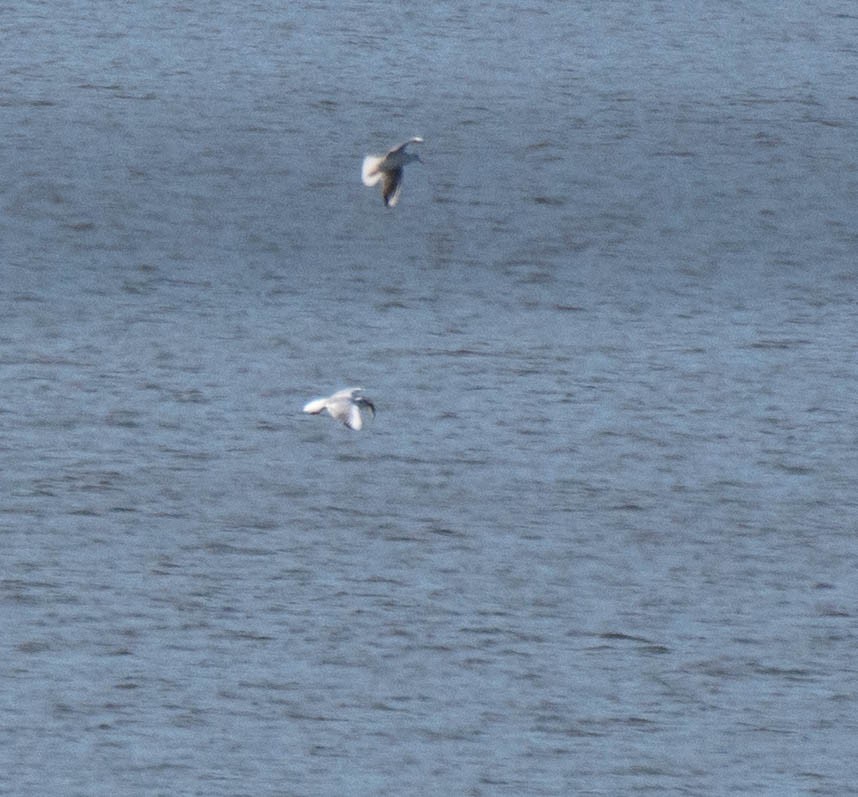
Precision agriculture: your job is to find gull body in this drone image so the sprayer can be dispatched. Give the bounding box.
[303,387,376,431]
[361,137,424,207]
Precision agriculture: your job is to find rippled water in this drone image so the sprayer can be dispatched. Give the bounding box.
[3,2,858,794]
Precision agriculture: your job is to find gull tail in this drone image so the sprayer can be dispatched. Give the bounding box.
[303,397,328,414]
[362,155,384,187]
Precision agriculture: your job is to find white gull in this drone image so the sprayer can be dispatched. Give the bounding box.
[303,387,376,431]
[361,137,424,207]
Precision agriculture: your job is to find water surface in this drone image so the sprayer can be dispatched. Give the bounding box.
[2,2,858,794]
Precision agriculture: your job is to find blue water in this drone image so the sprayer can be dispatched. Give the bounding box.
[3,2,858,794]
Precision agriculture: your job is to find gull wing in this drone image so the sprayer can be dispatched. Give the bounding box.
[322,397,352,426]
[387,137,424,155]
[330,387,363,400]
[344,403,363,431]
[382,169,403,207]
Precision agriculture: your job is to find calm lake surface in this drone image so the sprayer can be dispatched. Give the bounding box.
[3,2,858,794]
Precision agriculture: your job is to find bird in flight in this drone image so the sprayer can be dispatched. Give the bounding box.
[303,387,376,431]
[362,137,423,207]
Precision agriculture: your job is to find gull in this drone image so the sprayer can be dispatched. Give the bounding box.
[303,387,376,431]
[361,137,424,207]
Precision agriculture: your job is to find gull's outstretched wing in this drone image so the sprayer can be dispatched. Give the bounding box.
[387,137,424,155]
[331,387,363,400]
[382,169,403,207]
[345,403,363,431]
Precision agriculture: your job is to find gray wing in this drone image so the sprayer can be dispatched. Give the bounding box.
[356,397,375,418]
[382,168,403,207]
[330,387,363,401]
[386,137,424,156]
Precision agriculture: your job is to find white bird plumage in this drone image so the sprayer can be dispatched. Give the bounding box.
[303,387,376,431]
[362,137,424,207]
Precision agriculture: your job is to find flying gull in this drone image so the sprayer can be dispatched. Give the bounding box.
[303,387,376,431]
[361,137,424,207]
